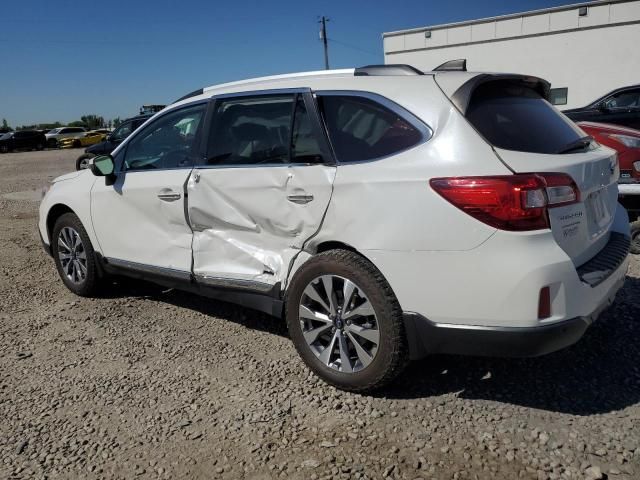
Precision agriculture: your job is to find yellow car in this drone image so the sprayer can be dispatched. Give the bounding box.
[58,130,109,148]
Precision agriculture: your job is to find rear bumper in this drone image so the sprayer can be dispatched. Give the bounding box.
[404,272,623,359]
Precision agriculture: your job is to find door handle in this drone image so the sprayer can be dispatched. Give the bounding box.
[157,192,182,202]
[287,194,314,204]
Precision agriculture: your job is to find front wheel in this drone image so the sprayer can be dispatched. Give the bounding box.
[52,213,101,296]
[285,250,408,392]
[76,153,95,170]
[630,220,640,255]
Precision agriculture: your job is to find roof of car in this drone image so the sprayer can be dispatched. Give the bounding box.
[170,65,488,110]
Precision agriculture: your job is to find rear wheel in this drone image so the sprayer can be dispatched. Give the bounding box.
[630,220,640,255]
[35,142,44,151]
[0,144,8,153]
[286,249,408,392]
[47,138,57,148]
[52,213,100,296]
[76,153,95,170]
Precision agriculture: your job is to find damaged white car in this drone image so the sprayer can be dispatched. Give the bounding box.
[39,64,631,391]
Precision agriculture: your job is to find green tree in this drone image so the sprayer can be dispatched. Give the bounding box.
[80,115,105,129]
[1,118,12,131]
[68,120,88,128]
[112,117,122,128]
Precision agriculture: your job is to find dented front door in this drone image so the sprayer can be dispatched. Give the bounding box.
[187,90,336,288]
[187,164,335,286]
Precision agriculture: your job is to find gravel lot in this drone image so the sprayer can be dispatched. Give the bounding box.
[1,149,639,480]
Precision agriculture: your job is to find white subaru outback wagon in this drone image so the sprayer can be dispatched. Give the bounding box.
[39,64,631,392]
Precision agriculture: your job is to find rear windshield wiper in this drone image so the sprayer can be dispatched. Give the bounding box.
[556,135,593,154]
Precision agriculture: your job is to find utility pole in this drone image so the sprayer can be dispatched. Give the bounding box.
[319,16,330,70]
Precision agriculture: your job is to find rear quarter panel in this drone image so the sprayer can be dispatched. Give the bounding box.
[308,80,511,253]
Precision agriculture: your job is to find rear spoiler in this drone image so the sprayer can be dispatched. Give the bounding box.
[448,74,552,115]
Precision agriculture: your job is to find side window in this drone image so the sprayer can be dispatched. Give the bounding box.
[206,93,324,166]
[123,104,205,171]
[207,94,293,166]
[604,89,640,109]
[59,128,70,134]
[318,95,424,162]
[292,96,324,163]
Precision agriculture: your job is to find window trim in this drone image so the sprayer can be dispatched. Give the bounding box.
[114,101,208,174]
[314,90,433,165]
[197,88,335,169]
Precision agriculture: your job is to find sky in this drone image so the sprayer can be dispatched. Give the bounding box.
[0,0,580,126]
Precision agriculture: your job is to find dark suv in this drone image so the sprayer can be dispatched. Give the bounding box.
[75,114,151,169]
[563,85,640,130]
[0,130,46,153]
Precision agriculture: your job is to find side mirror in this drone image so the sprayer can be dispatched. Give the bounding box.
[90,155,115,177]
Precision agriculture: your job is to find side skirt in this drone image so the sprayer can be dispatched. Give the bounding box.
[101,257,284,318]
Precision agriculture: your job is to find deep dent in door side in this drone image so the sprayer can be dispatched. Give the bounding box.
[187,167,335,285]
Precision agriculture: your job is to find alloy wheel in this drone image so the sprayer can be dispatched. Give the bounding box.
[299,275,379,373]
[57,227,87,284]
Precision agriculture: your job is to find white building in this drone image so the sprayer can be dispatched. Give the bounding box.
[383,0,640,109]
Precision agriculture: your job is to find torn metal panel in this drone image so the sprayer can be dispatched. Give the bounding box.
[188,165,335,285]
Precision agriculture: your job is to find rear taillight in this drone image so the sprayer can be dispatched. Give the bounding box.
[430,173,579,231]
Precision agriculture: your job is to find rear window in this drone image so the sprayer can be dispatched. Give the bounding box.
[318,95,425,163]
[466,82,584,154]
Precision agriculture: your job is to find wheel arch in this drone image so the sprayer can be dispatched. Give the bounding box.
[46,203,76,243]
[289,239,399,307]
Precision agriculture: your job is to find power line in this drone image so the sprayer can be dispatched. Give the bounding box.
[327,38,381,59]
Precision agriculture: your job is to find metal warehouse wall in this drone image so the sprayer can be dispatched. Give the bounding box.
[383,0,640,109]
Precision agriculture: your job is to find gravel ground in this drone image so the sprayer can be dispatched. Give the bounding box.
[1,149,639,480]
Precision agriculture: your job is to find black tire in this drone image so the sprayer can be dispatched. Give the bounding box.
[52,213,101,296]
[0,144,8,153]
[76,153,95,170]
[630,220,640,255]
[35,142,44,151]
[285,249,408,392]
[72,139,82,148]
[47,138,58,148]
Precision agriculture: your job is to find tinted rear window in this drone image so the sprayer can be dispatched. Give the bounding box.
[466,82,584,154]
[319,95,425,162]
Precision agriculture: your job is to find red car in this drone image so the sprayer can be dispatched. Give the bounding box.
[577,121,640,253]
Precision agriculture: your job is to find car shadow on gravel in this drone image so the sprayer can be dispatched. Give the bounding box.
[379,275,640,416]
[98,275,639,415]
[98,277,289,338]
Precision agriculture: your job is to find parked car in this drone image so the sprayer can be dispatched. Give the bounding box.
[45,126,87,148]
[59,130,109,149]
[578,121,640,253]
[0,130,46,153]
[564,85,640,130]
[76,115,151,170]
[39,65,630,391]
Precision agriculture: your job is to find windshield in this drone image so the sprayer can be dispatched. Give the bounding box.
[47,128,62,134]
[111,122,133,141]
[466,82,586,154]
[0,133,12,140]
